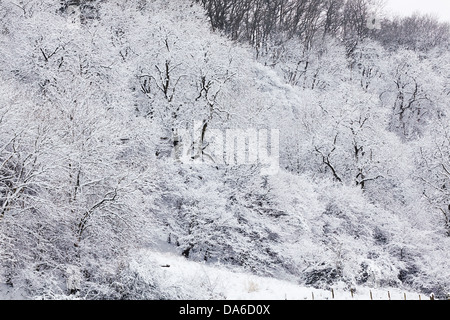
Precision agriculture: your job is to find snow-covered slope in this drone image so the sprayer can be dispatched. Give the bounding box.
[128,248,427,300]
[0,247,438,300]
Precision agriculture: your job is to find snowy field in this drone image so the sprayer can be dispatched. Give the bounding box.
[128,249,428,301]
[0,247,436,300]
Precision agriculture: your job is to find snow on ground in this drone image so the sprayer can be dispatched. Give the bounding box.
[0,283,27,300]
[0,246,429,300]
[132,249,427,300]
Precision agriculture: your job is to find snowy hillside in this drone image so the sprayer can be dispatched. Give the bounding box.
[0,0,449,300]
[0,248,429,300]
[127,249,429,300]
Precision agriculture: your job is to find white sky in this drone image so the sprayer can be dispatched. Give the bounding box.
[383,0,450,22]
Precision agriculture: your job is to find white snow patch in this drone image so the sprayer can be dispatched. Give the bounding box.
[132,249,427,300]
[0,283,27,300]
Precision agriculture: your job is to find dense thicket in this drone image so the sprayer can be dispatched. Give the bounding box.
[196,0,450,54]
